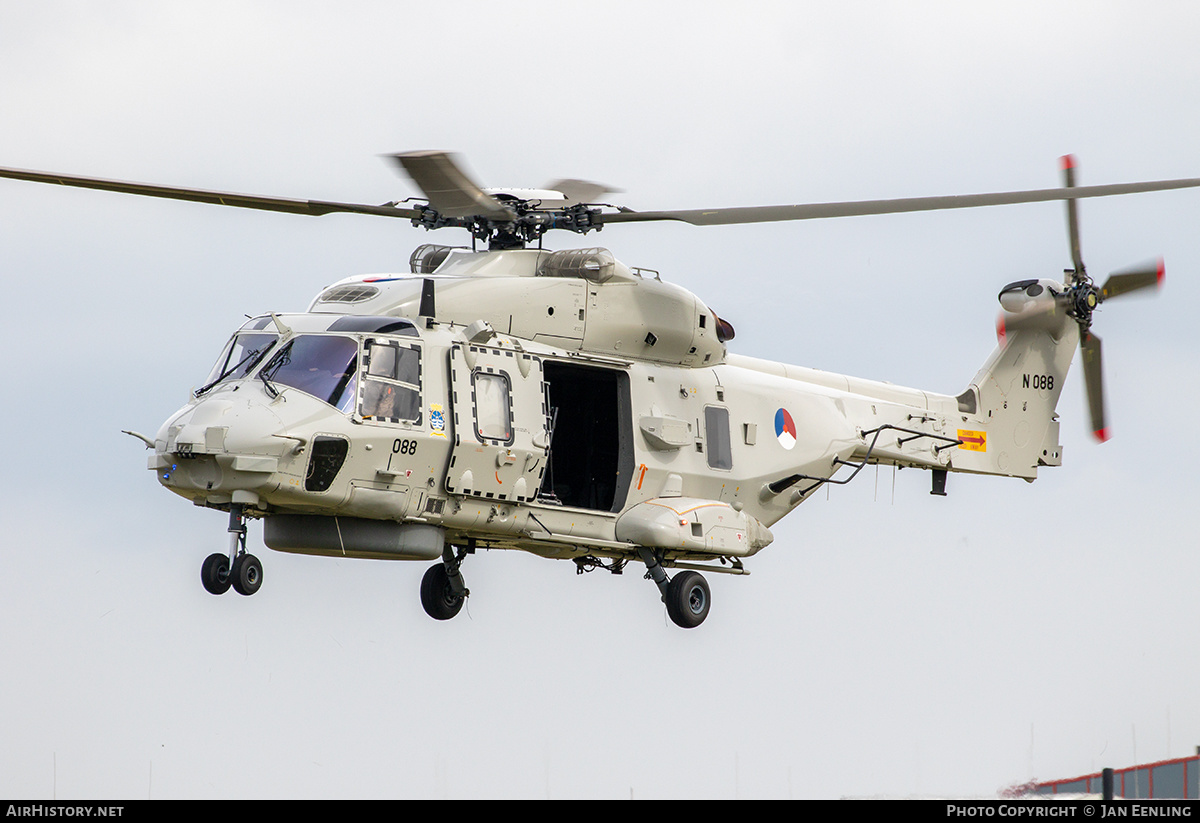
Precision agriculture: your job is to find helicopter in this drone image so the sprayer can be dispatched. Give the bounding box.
[2,152,1197,628]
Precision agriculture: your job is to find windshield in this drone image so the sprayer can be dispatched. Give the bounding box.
[259,335,359,410]
[201,332,279,393]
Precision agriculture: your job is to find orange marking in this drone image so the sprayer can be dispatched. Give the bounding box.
[957,429,987,452]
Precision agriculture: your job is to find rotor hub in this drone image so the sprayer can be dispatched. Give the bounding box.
[1065,277,1101,327]
[410,201,604,250]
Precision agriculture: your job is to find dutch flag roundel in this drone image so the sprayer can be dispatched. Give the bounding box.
[775,408,797,450]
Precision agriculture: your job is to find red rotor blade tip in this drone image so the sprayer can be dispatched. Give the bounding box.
[1157,258,1165,286]
[1093,427,1111,443]
[1060,154,1076,171]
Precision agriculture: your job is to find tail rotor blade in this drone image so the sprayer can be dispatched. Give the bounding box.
[1061,155,1085,278]
[1080,330,1109,441]
[1100,259,1164,301]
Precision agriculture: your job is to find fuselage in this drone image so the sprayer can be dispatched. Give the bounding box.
[151,247,1067,568]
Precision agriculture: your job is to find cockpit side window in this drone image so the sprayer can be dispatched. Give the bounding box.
[359,339,422,424]
[260,335,359,409]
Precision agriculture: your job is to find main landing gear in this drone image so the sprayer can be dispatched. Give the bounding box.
[420,544,471,620]
[638,548,711,629]
[201,504,263,597]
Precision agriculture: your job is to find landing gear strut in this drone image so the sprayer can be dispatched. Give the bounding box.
[638,548,711,629]
[420,544,470,620]
[201,504,263,596]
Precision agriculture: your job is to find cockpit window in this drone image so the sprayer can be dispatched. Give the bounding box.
[359,339,422,423]
[200,332,279,394]
[260,335,359,410]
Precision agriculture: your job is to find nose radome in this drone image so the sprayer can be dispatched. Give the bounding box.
[220,399,290,456]
[164,396,289,458]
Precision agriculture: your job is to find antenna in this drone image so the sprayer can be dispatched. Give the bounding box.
[419,278,436,326]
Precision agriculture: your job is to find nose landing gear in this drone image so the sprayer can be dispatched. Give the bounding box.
[201,504,263,596]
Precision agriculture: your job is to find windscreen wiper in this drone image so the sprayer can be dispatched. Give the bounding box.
[259,364,280,399]
[194,345,270,397]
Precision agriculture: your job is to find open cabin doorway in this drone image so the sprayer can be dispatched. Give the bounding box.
[539,361,633,512]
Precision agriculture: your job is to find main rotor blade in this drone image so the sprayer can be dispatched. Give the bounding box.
[388,151,514,221]
[1100,259,1164,300]
[1080,330,1109,442]
[1061,155,1085,276]
[0,166,420,219]
[598,176,1200,227]
[543,178,621,208]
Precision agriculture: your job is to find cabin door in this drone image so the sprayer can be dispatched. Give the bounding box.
[445,341,549,503]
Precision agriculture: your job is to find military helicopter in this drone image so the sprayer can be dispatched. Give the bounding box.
[2,152,1197,628]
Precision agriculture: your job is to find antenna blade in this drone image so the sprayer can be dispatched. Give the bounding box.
[0,165,420,218]
[419,278,436,318]
[389,151,514,220]
[1100,259,1164,300]
[1081,330,1109,442]
[597,176,1200,227]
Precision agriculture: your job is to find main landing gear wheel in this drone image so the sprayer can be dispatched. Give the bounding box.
[231,553,263,596]
[636,548,712,629]
[420,563,465,620]
[201,553,231,595]
[665,570,711,629]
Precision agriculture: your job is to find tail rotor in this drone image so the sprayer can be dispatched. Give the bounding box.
[1058,155,1164,442]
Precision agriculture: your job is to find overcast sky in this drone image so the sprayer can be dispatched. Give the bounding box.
[2,1,1198,799]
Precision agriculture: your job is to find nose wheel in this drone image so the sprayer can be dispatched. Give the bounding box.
[201,504,263,596]
[201,552,232,595]
[231,553,263,595]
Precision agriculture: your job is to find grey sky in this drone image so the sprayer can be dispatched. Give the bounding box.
[1,1,1198,799]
